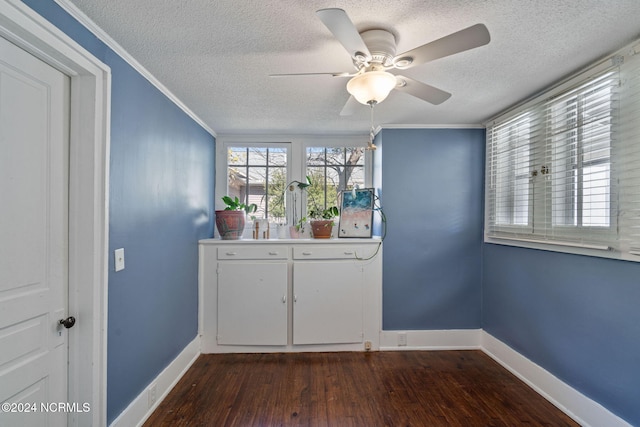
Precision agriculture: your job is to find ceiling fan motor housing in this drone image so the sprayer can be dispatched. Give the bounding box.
[359,29,396,68]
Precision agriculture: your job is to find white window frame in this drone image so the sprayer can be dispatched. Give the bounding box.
[546,73,615,233]
[485,40,640,262]
[488,111,534,235]
[221,142,291,221]
[216,135,371,228]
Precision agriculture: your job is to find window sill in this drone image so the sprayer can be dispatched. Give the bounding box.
[488,235,611,251]
[484,235,640,263]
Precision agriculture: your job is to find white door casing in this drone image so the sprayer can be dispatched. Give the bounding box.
[0,35,70,426]
[0,0,110,425]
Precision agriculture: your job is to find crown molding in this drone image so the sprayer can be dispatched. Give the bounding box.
[54,0,216,137]
[217,132,368,144]
[379,123,485,129]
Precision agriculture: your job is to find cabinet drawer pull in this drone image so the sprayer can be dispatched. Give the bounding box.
[225,252,237,256]
[344,251,354,255]
[268,251,279,256]
[302,251,312,256]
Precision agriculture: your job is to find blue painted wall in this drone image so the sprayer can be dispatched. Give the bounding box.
[483,244,640,425]
[375,128,484,330]
[106,53,214,422]
[21,1,216,423]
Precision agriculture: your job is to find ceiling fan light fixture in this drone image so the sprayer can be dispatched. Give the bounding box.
[347,71,397,105]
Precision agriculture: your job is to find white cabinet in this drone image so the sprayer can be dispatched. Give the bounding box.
[293,261,363,345]
[217,262,287,345]
[199,239,382,353]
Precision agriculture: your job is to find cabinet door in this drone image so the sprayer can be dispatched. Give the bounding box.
[217,262,287,345]
[293,261,363,345]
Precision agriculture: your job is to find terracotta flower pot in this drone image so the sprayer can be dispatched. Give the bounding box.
[310,220,333,239]
[215,210,246,240]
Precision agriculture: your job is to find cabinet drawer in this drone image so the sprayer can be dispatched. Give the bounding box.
[217,246,287,260]
[293,246,360,260]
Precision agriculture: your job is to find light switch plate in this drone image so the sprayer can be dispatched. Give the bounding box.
[114,248,125,272]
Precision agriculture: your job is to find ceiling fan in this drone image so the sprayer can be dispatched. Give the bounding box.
[272,8,490,115]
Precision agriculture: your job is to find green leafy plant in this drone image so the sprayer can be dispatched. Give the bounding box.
[294,216,307,232]
[308,205,339,239]
[308,205,339,221]
[287,176,311,193]
[221,196,257,214]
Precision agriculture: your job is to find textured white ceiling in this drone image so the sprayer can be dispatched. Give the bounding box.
[64,0,640,136]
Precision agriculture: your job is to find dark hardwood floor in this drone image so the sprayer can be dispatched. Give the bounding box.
[144,350,579,426]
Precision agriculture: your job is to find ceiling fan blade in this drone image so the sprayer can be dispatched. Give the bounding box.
[394,76,451,105]
[339,96,361,116]
[269,72,352,77]
[316,8,372,61]
[393,24,490,68]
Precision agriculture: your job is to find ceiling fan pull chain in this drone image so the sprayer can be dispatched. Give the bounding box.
[367,102,378,151]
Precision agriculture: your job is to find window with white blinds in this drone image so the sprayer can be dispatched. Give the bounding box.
[485,41,640,261]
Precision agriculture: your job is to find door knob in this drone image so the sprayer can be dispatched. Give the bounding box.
[59,316,76,329]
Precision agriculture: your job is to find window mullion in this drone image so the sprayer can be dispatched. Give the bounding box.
[534,128,549,237]
[244,148,250,208]
[264,150,269,216]
[576,97,585,227]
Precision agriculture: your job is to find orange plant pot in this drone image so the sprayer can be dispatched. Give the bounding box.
[310,220,333,239]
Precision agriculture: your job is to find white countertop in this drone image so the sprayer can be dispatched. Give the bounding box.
[199,237,382,245]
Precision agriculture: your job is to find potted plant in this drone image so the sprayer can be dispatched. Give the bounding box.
[308,205,339,239]
[215,196,257,240]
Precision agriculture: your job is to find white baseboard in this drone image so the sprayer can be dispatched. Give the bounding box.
[481,331,631,427]
[109,337,200,427]
[379,329,482,350]
[379,329,630,426]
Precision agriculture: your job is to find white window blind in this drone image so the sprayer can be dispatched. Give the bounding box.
[486,112,534,232]
[618,49,640,256]
[486,41,640,261]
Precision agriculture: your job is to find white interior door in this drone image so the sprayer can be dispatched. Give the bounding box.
[0,35,70,426]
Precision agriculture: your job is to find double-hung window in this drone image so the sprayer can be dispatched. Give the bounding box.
[548,75,614,230]
[485,41,640,261]
[486,71,617,248]
[216,137,370,233]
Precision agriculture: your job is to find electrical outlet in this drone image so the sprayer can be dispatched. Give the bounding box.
[148,383,157,408]
[398,332,407,347]
[364,341,372,351]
